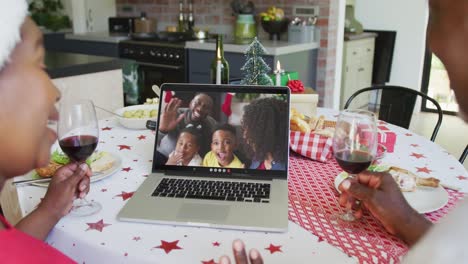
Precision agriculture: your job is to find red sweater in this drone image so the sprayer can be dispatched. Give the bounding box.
[0,215,75,263]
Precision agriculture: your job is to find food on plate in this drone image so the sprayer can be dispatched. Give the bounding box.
[290,108,335,136]
[35,150,115,177]
[90,152,115,172]
[389,166,440,192]
[123,109,157,119]
[144,97,159,105]
[36,162,62,178]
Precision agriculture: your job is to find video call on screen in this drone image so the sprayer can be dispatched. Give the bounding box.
[154,90,288,172]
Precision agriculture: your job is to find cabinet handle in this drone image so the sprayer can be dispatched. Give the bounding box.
[358,67,365,72]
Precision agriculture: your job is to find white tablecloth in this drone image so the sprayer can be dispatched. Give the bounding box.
[15,117,354,264]
[14,109,467,263]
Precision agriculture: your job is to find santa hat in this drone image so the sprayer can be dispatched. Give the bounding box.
[0,0,29,71]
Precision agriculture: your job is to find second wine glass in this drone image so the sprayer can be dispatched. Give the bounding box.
[333,109,378,222]
[57,99,101,216]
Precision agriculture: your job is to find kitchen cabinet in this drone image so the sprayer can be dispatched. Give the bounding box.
[44,33,120,57]
[340,35,376,109]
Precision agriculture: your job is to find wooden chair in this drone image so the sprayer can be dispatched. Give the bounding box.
[344,85,443,142]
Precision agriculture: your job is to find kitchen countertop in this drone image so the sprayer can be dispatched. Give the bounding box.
[65,32,129,43]
[344,32,378,41]
[45,51,127,79]
[185,39,320,55]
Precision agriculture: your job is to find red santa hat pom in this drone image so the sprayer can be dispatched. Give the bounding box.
[221,93,234,117]
[164,90,174,103]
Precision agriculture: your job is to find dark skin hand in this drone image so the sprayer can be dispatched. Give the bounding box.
[15,163,91,240]
[219,239,264,264]
[339,171,432,246]
[159,98,184,133]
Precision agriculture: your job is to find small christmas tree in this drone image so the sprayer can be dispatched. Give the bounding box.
[240,37,273,86]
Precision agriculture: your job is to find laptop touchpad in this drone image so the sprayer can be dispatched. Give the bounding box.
[177,203,230,222]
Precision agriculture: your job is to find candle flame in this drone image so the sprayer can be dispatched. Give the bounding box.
[276,60,281,71]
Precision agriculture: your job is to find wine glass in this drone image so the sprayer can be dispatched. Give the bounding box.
[333,109,378,222]
[57,99,101,216]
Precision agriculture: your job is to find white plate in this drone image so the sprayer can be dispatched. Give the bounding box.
[30,152,122,187]
[334,171,449,214]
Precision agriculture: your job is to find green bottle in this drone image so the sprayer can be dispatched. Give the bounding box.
[210,35,230,84]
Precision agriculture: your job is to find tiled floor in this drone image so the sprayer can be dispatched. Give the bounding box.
[409,112,468,169]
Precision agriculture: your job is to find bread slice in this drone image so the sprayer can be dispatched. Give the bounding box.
[36,162,62,178]
[90,152,115,172]
[389,166,440,192]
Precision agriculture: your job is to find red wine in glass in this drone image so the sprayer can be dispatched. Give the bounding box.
[335,150,373,174]
[57,99,101,216]
[333,109,378,222]
[59,135,98,163]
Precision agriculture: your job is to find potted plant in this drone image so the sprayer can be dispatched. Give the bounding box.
[29,0,71,32]
[230,0,256,44]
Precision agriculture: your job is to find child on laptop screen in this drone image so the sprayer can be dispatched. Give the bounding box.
[203,124,244,168]
[166,127,203,166]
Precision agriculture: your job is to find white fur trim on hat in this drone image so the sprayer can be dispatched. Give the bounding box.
[0,0,28,70]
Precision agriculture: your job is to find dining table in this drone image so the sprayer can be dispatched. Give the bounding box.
[11,108,467,264]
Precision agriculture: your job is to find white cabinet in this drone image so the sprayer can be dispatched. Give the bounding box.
[340,36,376,109]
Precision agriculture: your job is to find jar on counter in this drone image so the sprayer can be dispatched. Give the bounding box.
[234,14,256,44]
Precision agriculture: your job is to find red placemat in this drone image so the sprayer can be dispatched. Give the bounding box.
[287,152,465,263]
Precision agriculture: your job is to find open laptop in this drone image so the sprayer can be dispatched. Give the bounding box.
[118,83,290,232]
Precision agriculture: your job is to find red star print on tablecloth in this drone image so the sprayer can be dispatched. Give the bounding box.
[416,167,432,174]
[265,244,282,254]
[201,259,217,264]
[410,144,419,147]
[133,236,141,241]
[101,188,107,192]
[212,241,220,247]
[115,191,135,201]
[457,176,468,181]
[153,240,182,254]
[101,127,112,131]
[86,219,111,232]
[122,167,132,172]
[137,135,146,140]
[117,145,131,150]
[405,133,413,136]
[410,153,426,159]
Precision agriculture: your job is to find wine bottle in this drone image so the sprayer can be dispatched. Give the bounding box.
[187,0,194,32]
[210,35,230,84]
[177,0,185,32]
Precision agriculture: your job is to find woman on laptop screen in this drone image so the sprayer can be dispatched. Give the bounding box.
[241,98,288,170]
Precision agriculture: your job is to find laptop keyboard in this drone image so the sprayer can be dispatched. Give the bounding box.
[151,178,271,203]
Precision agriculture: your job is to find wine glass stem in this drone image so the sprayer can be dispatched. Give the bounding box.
[341,174,362,222]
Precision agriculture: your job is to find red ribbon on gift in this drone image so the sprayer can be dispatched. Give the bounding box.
[287,80,305,93]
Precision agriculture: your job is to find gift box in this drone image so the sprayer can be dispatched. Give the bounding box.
[290,131,334,162]
[377,125,396,153]
[361,125,397,153]
[269,71,299,86]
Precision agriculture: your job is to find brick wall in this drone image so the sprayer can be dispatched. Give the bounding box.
[117,0,339,107]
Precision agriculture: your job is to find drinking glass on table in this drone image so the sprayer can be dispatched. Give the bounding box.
[57,99,101,216]
[333,109,378,222]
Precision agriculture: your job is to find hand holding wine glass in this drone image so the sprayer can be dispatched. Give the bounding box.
[333,109,378,222]
[57,99,101,216]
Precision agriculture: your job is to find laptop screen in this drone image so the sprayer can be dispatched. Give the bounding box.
[152,83,290,178]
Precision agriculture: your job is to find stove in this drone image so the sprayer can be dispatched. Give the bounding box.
[119,32,196,104]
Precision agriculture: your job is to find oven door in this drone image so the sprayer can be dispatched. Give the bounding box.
[137,62,187,104]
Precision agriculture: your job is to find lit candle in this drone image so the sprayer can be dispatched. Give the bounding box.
[275,60,283,86]
[216,60,222,85]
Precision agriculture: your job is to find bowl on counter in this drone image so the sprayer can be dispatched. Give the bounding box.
[115,104,158,130]
[260,19,290,40]
[261,18,289,40]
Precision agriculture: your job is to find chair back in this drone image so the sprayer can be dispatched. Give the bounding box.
[344,85,443,141]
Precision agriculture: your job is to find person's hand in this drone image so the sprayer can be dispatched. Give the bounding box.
[219,239,263,264]
[166,151,183,165]
[159,98,184,133]
[339,171,432,246]
[39,163,91,219]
